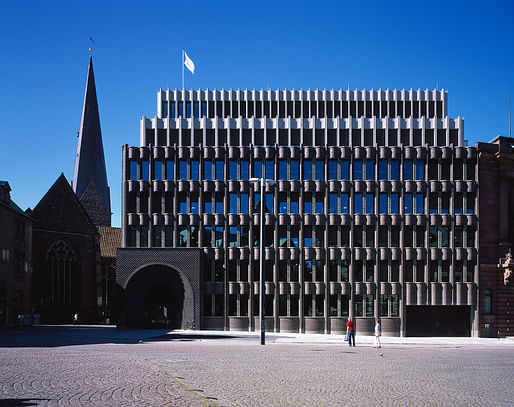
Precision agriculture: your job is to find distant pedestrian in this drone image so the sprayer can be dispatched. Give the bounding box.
[373,319,382,348]
[73,313,79,326]
[346,318,355,347]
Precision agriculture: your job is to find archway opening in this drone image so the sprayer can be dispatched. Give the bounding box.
[143,283,183,328]
[125,264,187,329]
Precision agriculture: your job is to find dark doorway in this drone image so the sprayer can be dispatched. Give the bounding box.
[405,305,471,336]
[143,283,184,328]
[125,265,186,329]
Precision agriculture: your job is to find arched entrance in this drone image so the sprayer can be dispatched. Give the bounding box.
[124,264,192,329]
[143,282,183,328]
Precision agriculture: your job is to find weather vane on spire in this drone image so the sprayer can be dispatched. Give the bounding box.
[89,36,95,55]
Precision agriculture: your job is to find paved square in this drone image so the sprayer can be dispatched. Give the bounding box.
[1,327,513,406]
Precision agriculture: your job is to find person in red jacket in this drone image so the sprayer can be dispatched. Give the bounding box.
[346,318,355,347]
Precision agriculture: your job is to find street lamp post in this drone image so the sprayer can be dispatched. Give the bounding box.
[250,177,273,345]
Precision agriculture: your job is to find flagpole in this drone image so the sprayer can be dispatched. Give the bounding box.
[182,49,184,90]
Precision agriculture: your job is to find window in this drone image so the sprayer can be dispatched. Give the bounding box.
[365,193,374,214]
[241,160,249,180]
[303,161,312,180]
[415,193,424,214]
[290,160,299,180]
[379,193,388,214]
[141,160,149,181]
[215,195,223,213]
[229,193,237,213]
[166,160,174,180]
[315,160,324,180]
[265,160,274,179]
[178,160,187,180]
[265,193,274,214]
[404,193,413,214]
[229,160,238,180]
[415,160,424,180]
[378,160,387,180]
[354,193,362,214]
[191,160,199,180]
[353,161,362,180]
[391,193,399,214]
[365,160,374,180]
[215,160,224,180]
[341,161,350,179]
[329,193,338,213]
[390,161,400,180]
[484,289,492,314]
[341,193,349,214]
[253,160,263,178]
[315,194,323,214]
[154,161,162,180]
[328,161,337,180]
[404,160,413,180]
[240,193,249,214]
[278,160,287,180]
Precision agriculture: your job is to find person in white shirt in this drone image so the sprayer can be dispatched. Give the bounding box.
[373,318,382,348]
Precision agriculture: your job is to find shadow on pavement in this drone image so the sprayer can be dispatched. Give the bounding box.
[0,326,246,348]
[0,398,50,406]
[145,332,244,342]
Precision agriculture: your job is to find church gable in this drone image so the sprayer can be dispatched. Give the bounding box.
[32,173,97,234]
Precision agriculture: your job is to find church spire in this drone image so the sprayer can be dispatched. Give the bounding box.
[72,55,111,224]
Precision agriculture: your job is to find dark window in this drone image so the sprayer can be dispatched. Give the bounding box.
[303,161,312,180]
[353,161,363,180]
[315,160,324,180]
[253,160,263,178]
[290,160,299,180]
[191,160,199,180]
[378,160,387,180]
[278,160,287,180]
[328,160,337,180]
[365,160,374,180]
[229,160,237,180]
[241,160,249,180]
[166,160,174,180]
[341,161,350,179]
[129,160,138,180]
[404,160,413,180]
[141,161,149,181]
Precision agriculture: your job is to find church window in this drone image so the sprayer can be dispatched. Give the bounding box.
[45,240,76,307]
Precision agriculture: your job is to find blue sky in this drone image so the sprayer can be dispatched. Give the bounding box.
[1,1,513,227]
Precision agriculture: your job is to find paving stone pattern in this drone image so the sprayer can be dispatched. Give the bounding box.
[1,328,513,406]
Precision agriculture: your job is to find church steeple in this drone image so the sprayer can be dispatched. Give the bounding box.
[72,55,111,225]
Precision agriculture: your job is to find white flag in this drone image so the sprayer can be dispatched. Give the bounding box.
[184,51,195,74]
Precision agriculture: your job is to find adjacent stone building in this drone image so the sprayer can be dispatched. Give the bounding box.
[477,136,514,337]
[0,181,34,325]
[118,88,480,336]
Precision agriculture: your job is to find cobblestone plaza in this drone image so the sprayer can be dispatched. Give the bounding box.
[1,327,513,406]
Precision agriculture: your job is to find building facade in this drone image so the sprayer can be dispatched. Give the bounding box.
[477,136,514,337]
[117,88,480,336]
[0,181,33,326]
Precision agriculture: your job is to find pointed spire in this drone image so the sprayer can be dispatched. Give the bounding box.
[72,55,111,222]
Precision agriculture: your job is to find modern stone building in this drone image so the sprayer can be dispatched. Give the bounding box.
[117,88,480,336]
[477,136,514,337]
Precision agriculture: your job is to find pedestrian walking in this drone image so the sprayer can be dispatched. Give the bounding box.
[73,313,79,326]
[373,318,382,348]
[346,318,355,347]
